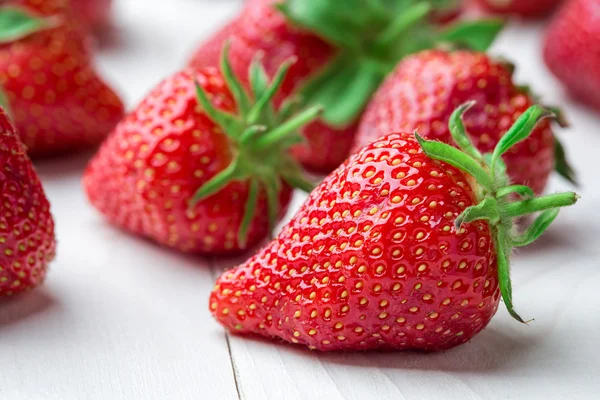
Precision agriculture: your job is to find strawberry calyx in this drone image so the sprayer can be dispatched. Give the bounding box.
[277,0,504,127]
[417,101,579,323]
[190,43,322,247]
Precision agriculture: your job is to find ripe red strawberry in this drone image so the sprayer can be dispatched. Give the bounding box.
[188,0,504,173]
[354,50,575,195]
[210,104,578,351]
[84,48,321,255]
[543,0,600,111]
[473,0,563,17]
[71,0,113,29]
[0,107,56,296]
[0,3,124,157]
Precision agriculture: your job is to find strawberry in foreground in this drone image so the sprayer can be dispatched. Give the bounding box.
[84,47,321,255]
[543,0,600,111]
[0,107,56,296]
[354,50,575,195]
[189,0,504,173]
[473,0,563,18]
[0,3,124,157]
[210,104,578,351]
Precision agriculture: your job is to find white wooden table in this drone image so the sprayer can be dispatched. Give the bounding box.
[1,1,599,399]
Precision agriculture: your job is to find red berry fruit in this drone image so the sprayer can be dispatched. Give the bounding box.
[543,0,600,111]
[354,50,575,195]
[189,0,504,173]
[0,107,56,296]
[0,3,124,157]
[84,47,321,255]
[210,103,578,351]
[474,0,563,18]
[71,0,113,29]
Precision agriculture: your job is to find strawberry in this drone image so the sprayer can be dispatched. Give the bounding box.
[209,104,578,351]
[84,47,321,255]
[188,0,504,173]
[0,107,56,296]
[543,0,600,111]
[354,50,575,196]
[71,0,113,29]
[473,0,563,18]
[0,3,124,157]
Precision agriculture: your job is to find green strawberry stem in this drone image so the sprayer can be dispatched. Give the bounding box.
[417,102,579,323]
[278,0,504,127]
[190,43,322,247]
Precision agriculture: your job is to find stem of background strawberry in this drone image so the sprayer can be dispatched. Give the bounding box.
[418,101,579,323]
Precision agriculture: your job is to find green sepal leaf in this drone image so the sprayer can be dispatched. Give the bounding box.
[505,192,579,218]
[490,105,555,174]
[254,105,323,150]
[189,158,241,207]
[497,185,534,199]
[220,41,251,118]
[194,81,243,138]
[511,208,560,247]
[276,0,363,52]
[238,178,260,248]
[249,53,270,102]
[438,18,505,52]
[448,101,483,161]
[455,197,499,230]
[494,227,527,324]
[416,133,493,191]
[247,57,295,125]
[239,125,267,145]
[299,56,384,127]
[554,136,578,186]
[372,2,432,51]
[262,175,280,237]
[277,96,303,124]
[0,6,57,44]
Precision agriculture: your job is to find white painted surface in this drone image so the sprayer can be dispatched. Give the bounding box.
[1,1,599,399]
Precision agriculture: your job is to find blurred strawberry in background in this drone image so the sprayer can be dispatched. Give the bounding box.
[72,0,113,30]
[473,0,564,18]
[0,0,124,157]
[543,0,600,111]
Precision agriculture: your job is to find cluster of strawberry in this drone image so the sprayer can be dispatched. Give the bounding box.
[0,0,120,295]
[0,0,594,352]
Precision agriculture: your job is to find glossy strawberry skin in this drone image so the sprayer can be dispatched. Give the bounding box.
[0,2,124,157]
[211,133,500,351]
[189,0,357,173]
[474,0,563,17]
[355,50,555,195]
[0,108,56,296]
[543,0,600,111]
[84,67,293,255]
